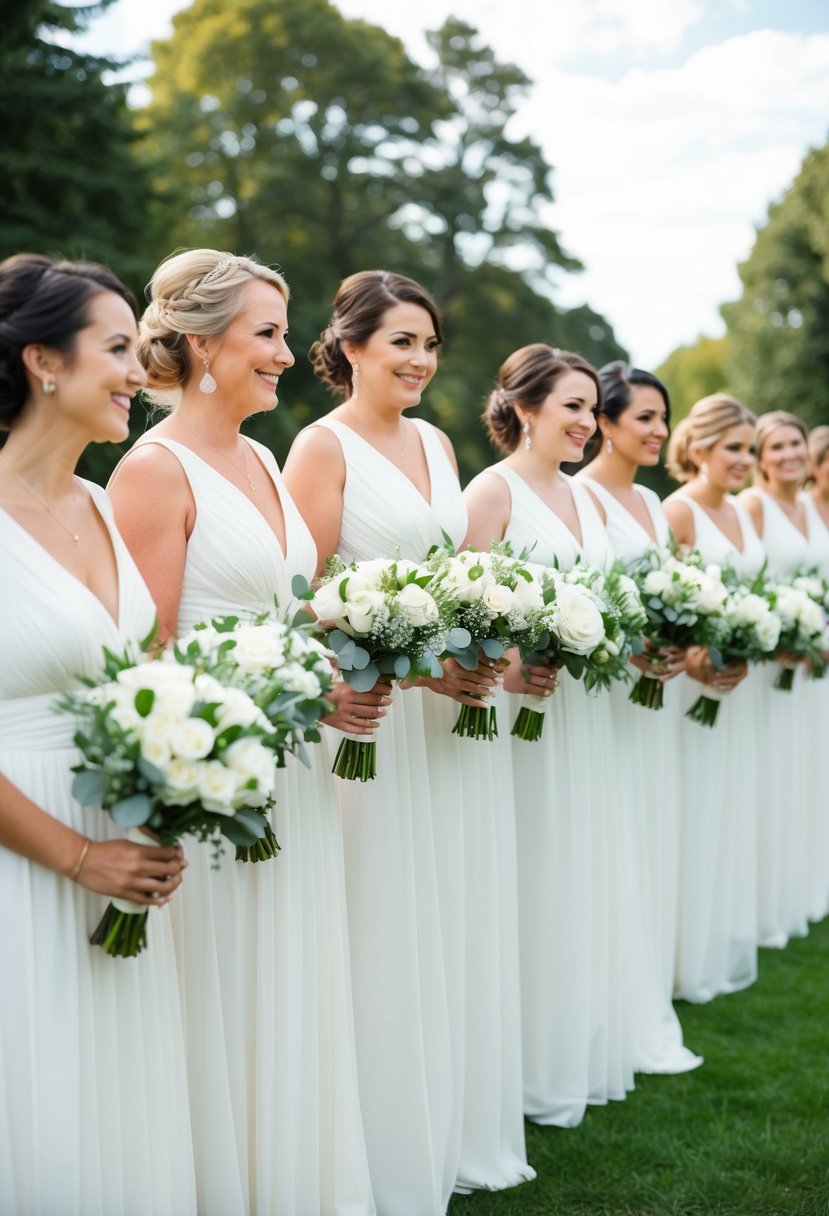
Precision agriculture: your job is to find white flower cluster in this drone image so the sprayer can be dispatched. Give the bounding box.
[642,556,729,617]
[432,550,543,635]
[312,557,441,639]
[772,583,827,648]
[542,569,606,656]
[724,588,781,655]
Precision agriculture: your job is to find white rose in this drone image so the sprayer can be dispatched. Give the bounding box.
[798,597,825,635]
[392,559,421,582]
[483,583,518,617]
[279,662,323,698]
[160,757,201,805]
[731,592,767,626]
[344,589,385,634]
[194,673,227,704]
[643,570,671,597]
[141,709,179,745]
[117,659,194,690]
[177,624,223,657]
[553,583,606,655]
[512,573,545,613]
[311,579,349,625]
[754,613,781,652]
[195,760,239,814]
[793,575,823,599]
[215,686,264,729]
[224,738,276,796]
[109,703,144,735]
[773,586,799,626]
[169,717,216,760]
[140,735,172,770]
[691,574,728,614]
[231,623,288,671]
[397,583,439,627]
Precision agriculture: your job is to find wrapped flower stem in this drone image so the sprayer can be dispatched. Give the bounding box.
[774,665,796,692]
[686,685,726,728]
[511,693,548,742]
[332,734,376,781]
[629,672,664,711]
[452,701,498,741]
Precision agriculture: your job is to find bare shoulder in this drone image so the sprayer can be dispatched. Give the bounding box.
[284,422,345,477]
[109,438,188,497]
[738,489,764,535]
[663,493,695,544]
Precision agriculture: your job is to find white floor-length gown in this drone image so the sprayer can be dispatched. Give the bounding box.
[741,488,829,948]
[668,494,764,1002]
[578,475,702,1066]
[124,438,374,1216]
[314,417,464,1215]
[803,499,829,922]
[0,483,196,1216]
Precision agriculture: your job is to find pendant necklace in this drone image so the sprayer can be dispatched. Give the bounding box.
[0,454,82,543]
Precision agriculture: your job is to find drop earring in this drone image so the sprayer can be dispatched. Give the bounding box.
[522,419,532,450]
[605,436,613,454]
[199,361,217,394]
[701,462,709,484]
[42,379,56,395]
[350,363,360,396]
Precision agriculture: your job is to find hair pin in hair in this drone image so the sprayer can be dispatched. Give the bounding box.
[202,258,236,286]
[495,387,511,409]
[552,347,561,357]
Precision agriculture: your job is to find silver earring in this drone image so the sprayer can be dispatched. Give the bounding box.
[199,361,217,394]
[522,419,532,450]
[42,380,56,395]
[606,436,613,454]
[350,363,359,394]
[701,462,709,483]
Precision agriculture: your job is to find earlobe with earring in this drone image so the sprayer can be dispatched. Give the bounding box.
[42,379,56,395]
[522,419,532,451]
[700,462,709,484]
[350,363,360,395]
[199,360,217,395]
[605,436,613,455]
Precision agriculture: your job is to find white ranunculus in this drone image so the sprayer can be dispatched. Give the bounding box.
[755,613,781,652]
[160,757,201,805]
[397,582,439,626]
[169,717,216,761]
[553,583,606,655]
[141,736,172,770]
[311,579,349,625]
[344,589,386,634]
[483,582,518,616]
[231,623,288,671]
[643,570,672,597]
[195,760,239,814]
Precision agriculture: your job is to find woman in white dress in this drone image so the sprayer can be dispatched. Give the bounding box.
[284,271,533,1210]
[806,426,829,920]
[0,254,195,1216]
[465,346,697,1131]
[741,411,829,946]
[108,250,375,1216]
[663,394,764,1001]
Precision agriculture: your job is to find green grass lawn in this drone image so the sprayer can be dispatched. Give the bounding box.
[450,917,829,1216]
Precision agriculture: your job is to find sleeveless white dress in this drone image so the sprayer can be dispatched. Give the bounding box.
[803,500,829,922]
[313,417,465,1216]
[577,476,702,1065]
[741,489,829,947]
[668,494,764,1002]
[124,438,374,1216]
[0,482,196,1216]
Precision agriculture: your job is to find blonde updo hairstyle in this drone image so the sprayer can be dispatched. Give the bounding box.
[807,425,829,478]
[138,249,288,405]
[753,409,808,485]
[666,392,756,483]
[484,343,601,454]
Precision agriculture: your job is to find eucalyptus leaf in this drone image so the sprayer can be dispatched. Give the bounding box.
[111,793,153,828]
[347,663,381,692]
[71,768,105,807]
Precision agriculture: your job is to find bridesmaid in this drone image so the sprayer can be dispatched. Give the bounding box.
[740,411,829,945]
[663,394,763,1001]
[0,254,194,1215]
[808,426,829,533]
[465,345,697,1131]
[577,363,688,1014]
[108,249,375,1215]
[284,270,532,1210]
[806,425,829,919]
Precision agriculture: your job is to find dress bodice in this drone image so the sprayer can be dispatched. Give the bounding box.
[578,476,669,563]
[745,488,829,580]
[669,493,765,577]
[486,465,611,572]
[0,481,156,748]
[315,417,467,562]
[129,437,317,632]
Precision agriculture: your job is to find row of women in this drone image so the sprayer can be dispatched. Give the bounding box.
[1,247,827,1216]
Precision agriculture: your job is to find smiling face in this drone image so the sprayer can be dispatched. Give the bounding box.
[204,278,293,414]
[694,422,756,492]
[44,290,146,444]
[603,383,668,468]
[758,423,808,488]
[523,369,598,463]
[344,301,440,412]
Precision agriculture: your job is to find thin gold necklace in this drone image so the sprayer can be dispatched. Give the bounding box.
[179,419,257,492]
[0,453,82,543]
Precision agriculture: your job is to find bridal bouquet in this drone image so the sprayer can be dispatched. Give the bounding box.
[424,547,545,740]
[176,615,336,857]
[307,557,449,779]
[768,578,828,691]
[685,578,781,727]
[511,563,647,740]
[628,551,730,710]
[61,647,278,956]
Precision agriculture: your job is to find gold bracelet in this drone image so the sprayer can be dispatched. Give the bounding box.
[70,838,91,883]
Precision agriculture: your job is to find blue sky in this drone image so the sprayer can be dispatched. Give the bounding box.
[71,0,829,369]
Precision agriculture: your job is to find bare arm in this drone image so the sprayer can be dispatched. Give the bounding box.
[739,491,764,539]
[282,425,346,578]
[663,496,695,551]
[108,444,195,642]
[462,469,512,551]
[0,773,185,902]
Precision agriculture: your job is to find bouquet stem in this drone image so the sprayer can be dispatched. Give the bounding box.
[774,665,796,692]
[236,819,281,863]
[90,904,148,958]
[629,673,664,711]
[452,702,498,741]
[333,737,376,781]
[685,694,721,728]
[511,706,546,742]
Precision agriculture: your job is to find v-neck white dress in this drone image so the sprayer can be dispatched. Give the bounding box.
[803,499,829,922]
[314,417,466,1216]
[124,437,374,1216]
[667,493,765,1002]
[0,481,196,1216]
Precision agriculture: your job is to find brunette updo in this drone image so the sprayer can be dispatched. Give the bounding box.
[665,393,756,483]
[0,252,137,431]
[754,410,808,484]
[483,343,601,454]
[139,249,289,402]
[310,270,443,398]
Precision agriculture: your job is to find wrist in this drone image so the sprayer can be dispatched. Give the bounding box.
[68,836,91,882]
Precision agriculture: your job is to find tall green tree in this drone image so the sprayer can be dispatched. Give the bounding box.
[0,0,153,281]
[656,335,730,426]
[722,141,829,427]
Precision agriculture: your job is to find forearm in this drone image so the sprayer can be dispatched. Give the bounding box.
[0,773,87,877]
